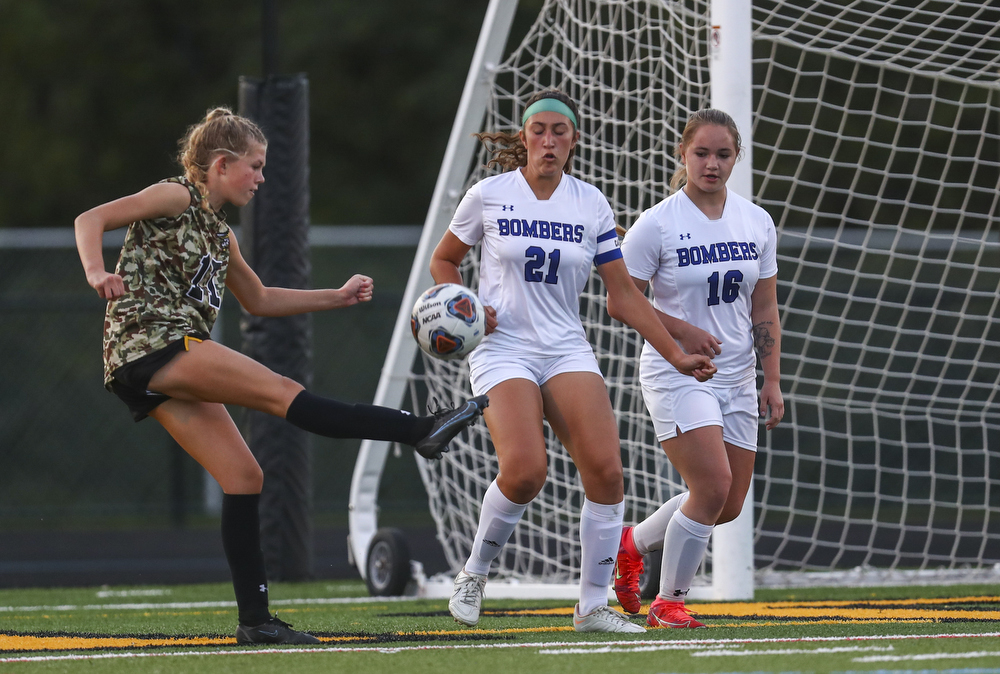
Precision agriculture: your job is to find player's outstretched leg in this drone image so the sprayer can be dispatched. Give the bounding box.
[573,604,646,633]
[284,392,488,460]
[236,614,321,644]
[646,597,706,629]
[448,569,488,626]
[414,395,489,459]
[613,525,644,614]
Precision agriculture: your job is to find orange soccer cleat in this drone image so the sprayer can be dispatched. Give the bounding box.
[646,597,706,629]
[612,525,644,615]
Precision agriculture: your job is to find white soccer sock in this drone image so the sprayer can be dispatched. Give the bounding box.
[464,480,529,576]
[658,508,713,600]
[632,492,688,555]
[578,498,624,616]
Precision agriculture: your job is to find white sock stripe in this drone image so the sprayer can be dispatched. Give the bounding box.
[632,492,687,555]
[487,480,531,514]
[674,509,714,538]
[581,498,624,522]
[465,480,529,576]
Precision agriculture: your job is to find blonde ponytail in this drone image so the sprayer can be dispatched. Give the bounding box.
[177,107,267,210]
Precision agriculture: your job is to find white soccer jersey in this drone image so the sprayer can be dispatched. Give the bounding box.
[621,188,777,386]
[449,169,622,358]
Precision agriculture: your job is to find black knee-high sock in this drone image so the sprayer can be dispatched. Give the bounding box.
[221,493,271,627]
[284,390,433,445]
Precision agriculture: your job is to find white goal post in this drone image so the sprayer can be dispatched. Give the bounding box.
[346,0,520,589]
[349,0,1000,598]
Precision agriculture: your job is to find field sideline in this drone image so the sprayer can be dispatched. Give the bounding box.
[1,581,999,673]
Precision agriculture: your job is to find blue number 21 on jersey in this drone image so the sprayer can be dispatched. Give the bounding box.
[707,269,743,306]
[524,246,561,284]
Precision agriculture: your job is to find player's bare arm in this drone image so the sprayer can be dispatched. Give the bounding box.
[628,276,722,358]
[226,233,372,316]
[750,275,784,429]
[751,320,776,360]
[430,229,498,334]
[74,182,192,300]
[602,258,715,381]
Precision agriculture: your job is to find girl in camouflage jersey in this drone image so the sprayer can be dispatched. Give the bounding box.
[75,107,487,645]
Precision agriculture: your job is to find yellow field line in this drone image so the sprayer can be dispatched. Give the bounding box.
[494,598,1000,622]
[3,597,997,653]
[0,635,232,651]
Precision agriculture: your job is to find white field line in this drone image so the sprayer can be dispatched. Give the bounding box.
[539,645,895,656]
[855,651,1000,663]
[3,632,999,664]
[538,643,893,658]
[691,645,896,657]
[0,596,406,613]
[94,589,173,598]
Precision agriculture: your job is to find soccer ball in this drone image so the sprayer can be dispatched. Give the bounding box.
[410,283,486,360]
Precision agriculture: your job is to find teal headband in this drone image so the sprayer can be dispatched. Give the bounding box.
[521,98,578,128]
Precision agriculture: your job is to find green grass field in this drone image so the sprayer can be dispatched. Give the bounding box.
[2,580,999,673]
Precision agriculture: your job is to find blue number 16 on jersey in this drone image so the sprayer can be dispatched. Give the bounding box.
[707,269,743,306]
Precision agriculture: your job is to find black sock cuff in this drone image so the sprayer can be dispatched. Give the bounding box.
[285,389,429,444]
[285,390,318,426]
[222,492,260,519]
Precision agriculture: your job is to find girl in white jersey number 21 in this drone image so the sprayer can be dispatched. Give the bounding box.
[612,109,785,629]
[430,90,716,634]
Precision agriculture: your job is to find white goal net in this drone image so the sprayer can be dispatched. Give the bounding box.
[396,0,1000,589]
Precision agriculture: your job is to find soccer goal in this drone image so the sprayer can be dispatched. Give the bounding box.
[348,0,1000,599]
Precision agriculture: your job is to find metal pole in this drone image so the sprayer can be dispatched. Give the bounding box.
[347,0,520,581]
[262,0,278,77]
[710,0,756,601]
[239,74,313,581]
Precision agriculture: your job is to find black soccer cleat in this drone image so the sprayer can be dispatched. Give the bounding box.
[235,614,320,645]
[414,395,489,460]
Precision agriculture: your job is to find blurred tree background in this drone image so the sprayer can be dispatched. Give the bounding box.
[0,0,540,553]
[0,0,548,228]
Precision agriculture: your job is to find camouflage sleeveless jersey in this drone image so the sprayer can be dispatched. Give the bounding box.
[102,177,231,386]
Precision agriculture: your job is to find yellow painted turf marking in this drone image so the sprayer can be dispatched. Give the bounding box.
[0,634,232,651]
[491,597,1000,623]
[3,597,998,653]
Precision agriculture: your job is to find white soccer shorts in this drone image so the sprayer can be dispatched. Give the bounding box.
[469,346,602,396]
[640,377,759,451]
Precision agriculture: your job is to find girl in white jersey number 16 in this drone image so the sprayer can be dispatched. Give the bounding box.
[611,109,785,629]
[430,89,716,634]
